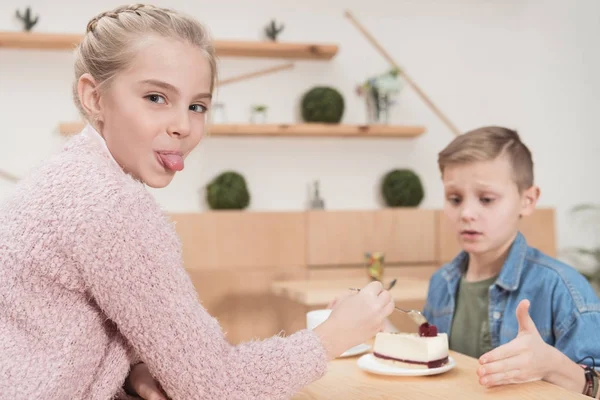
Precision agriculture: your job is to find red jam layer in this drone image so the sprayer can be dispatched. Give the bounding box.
[373,352,449,368]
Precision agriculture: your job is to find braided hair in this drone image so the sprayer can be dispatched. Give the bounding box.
[72,4,217,119]
[85,4,149,33]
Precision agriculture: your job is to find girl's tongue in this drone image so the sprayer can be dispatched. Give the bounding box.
[158,153,183,171]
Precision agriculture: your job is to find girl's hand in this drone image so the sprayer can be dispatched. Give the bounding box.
[126,363,170,400]
[314,281,395,359]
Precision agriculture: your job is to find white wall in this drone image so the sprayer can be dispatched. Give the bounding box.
[0,0,599,255]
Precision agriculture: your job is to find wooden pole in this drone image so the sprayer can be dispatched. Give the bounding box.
[218,62,294,86]
[0,168,19,183]
[344,10,462,137]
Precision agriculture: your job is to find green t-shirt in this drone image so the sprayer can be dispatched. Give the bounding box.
[449,274,498,359]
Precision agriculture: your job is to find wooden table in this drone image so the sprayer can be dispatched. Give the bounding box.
[271,278,429,306]
[293,350,587,399]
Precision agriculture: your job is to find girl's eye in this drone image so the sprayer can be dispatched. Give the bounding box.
[146,94,166,104]
[190,104,207,113]
[447,196,461,205]
[481,197,495,204]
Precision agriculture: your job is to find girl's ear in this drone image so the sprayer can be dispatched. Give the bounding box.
[78,73,103,124]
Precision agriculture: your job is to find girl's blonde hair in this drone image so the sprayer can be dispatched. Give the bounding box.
[73,3,217,119]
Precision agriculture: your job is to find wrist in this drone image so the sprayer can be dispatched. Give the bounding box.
[312,321,342,360]
[543,345,586,393]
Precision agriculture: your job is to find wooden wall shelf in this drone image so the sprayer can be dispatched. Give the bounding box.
[209,124,426,138]
[58,122,426,138]
[0,31,338,60]
[58,122,85,136]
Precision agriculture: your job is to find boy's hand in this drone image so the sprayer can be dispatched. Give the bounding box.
[477,299,553,387]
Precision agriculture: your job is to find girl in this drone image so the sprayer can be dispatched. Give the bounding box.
[0,4,395,400]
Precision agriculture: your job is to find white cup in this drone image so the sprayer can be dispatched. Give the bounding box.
[306,309,332,330]
[306,308,367,357]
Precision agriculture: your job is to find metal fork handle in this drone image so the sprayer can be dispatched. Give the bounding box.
[349,278,397,292]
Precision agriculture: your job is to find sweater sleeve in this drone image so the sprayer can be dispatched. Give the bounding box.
[68,187,328,400]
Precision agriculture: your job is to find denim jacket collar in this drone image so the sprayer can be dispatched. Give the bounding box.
[442,232,528,292]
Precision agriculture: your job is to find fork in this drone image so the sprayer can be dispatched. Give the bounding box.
[348,279,428,326]
[393,307,428,326]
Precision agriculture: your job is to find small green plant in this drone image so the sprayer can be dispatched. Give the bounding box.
[381,169,424,207]
[15,7,39,31]
[252,105,267,112]
[356,68,404,123]
[206,171,250,210]
[301,86,345,124]
[264,19,284,41]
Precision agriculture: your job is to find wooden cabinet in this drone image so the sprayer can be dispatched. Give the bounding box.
[306,209,437,266]
[170,211,308,343]
[171,211,306,271]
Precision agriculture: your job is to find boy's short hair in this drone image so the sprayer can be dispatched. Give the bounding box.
[437,126,534,191]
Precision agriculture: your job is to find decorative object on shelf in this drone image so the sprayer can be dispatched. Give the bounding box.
[561,204,600,294]
[15,7,39,31]
[209,102,227,124]
[264,19,284,41]
[206,171,250,210]
[301,86,345,124]
[381,169,424,207]
[250,105,268,124]
[344,10,461,137]
[365,252,385,281]
[356,68,404,124]
[309,180,325,209]
[0,168,20,183]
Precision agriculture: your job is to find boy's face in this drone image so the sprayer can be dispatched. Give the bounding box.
[442,155,540,256]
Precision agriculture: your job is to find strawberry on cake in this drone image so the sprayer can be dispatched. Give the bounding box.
[372,323,449,369]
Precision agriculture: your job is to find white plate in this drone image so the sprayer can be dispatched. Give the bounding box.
[338,343,371,358]
[357,353,456,376]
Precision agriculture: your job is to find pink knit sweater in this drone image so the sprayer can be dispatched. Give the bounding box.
[0,125,328,399]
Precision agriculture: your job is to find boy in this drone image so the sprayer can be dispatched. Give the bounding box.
[424,126,600,397]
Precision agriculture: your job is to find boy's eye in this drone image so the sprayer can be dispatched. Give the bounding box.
[190,104,207,113]
[146,94,166,104]
[480,197,494,204]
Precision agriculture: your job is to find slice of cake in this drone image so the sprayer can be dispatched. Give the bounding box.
[373,324,449,369]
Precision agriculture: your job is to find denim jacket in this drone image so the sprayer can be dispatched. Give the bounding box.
[423,232,600,368]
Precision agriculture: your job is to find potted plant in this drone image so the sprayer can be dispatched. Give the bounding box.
[205,171,251,210]
[560,204,600,293]
[250,105,268,124]
[300,86,345,124]
[356,68,404,124]
[380,168,424,207]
